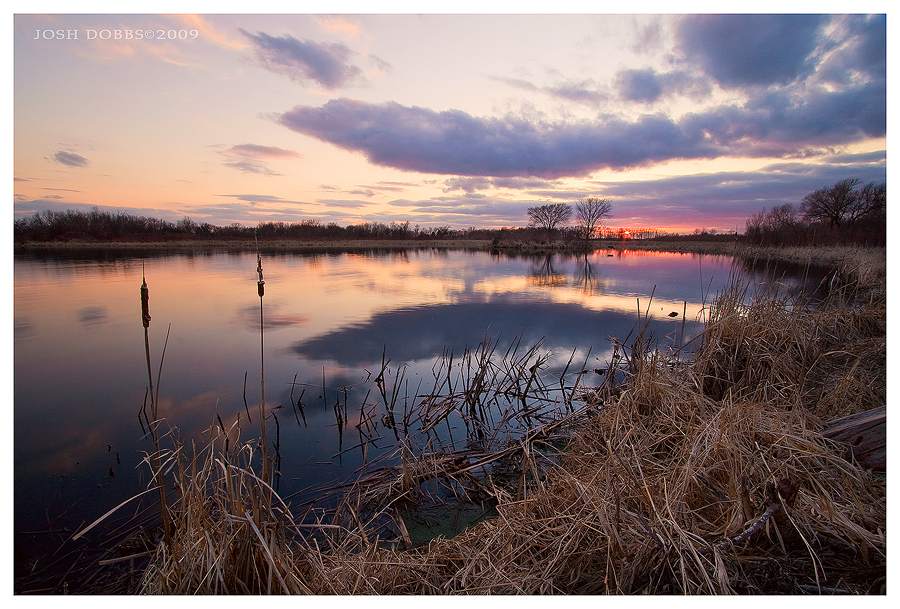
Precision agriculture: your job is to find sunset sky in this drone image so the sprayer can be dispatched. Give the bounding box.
[13,5,888,233]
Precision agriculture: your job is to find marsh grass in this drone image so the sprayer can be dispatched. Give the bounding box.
[125,247,886,594]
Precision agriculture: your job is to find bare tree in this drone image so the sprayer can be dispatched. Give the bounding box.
[574,197,612,241]
[764,203,798,232]
[801,178,862,229]
[527,203,573,240]
[848,181,886,224]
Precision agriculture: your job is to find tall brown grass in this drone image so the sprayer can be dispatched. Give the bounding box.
[134,248,885,594]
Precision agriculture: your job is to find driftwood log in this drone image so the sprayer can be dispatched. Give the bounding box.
[822,405,886,471]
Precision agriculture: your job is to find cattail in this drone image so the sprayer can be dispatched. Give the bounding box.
[257,252,265,297]
[141,269,151,328]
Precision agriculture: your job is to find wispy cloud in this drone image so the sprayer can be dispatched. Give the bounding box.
[218,143,302,175]
[492,75,609,108]
[239,29,366,89]
[314,198,370,209]
[178,14,246,51]
[442,176,561,194]
[216,193,306,205]
[53,151,90,168]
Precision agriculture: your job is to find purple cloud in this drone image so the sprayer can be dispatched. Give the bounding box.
[239,29,365,89]
[614,68,711,104]
[814,15,886,86]
[675,14,828,88]
[278,99,715,178]
[53,151,90,168]
[276,83,883,178]
[615,69,662,103]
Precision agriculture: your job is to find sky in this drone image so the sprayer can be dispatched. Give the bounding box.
[12,4,889,233]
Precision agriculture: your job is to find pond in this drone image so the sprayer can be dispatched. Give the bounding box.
[13,244,827,578]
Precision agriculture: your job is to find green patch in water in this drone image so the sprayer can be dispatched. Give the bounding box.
[400,502,498,547]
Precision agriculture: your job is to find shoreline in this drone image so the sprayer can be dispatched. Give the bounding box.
[14,237,885,268]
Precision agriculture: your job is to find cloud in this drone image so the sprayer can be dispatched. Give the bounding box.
[494,75,608,108]
[813,15,886,87]
[277,98,697,178]
[224,144,302,160]
[501,68,710,108]
[442,176,561,194]
[675,14,829,88]
[680,80,886,155]
[615,68,663,103]
[239,29,365,89]
[276,81,884,178]
[614,68,711,104]
[370,181,413,192]
[630,18,663,55]
[177,14,246,51]
[218,143,302,175]
[53,151,90,168]
[314,198,370,209]
[216,193,305,205]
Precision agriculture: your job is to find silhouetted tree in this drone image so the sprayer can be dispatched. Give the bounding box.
[574,196,612,241]
[801,178,864,229]
[745,178,885,246]
[527,203,573,240]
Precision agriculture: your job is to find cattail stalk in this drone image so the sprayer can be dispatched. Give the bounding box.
[140,266,172,548]
[256,242,271,495]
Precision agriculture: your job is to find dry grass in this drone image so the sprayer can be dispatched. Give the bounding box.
[138,427,313,594]
[135,247,886,595]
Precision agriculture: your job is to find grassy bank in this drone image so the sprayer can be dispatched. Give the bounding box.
[120,245,885,595]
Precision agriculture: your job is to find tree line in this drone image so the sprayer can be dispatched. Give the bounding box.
[745,178,886,246]
[13,199,616,244]
[12,208,462,243]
